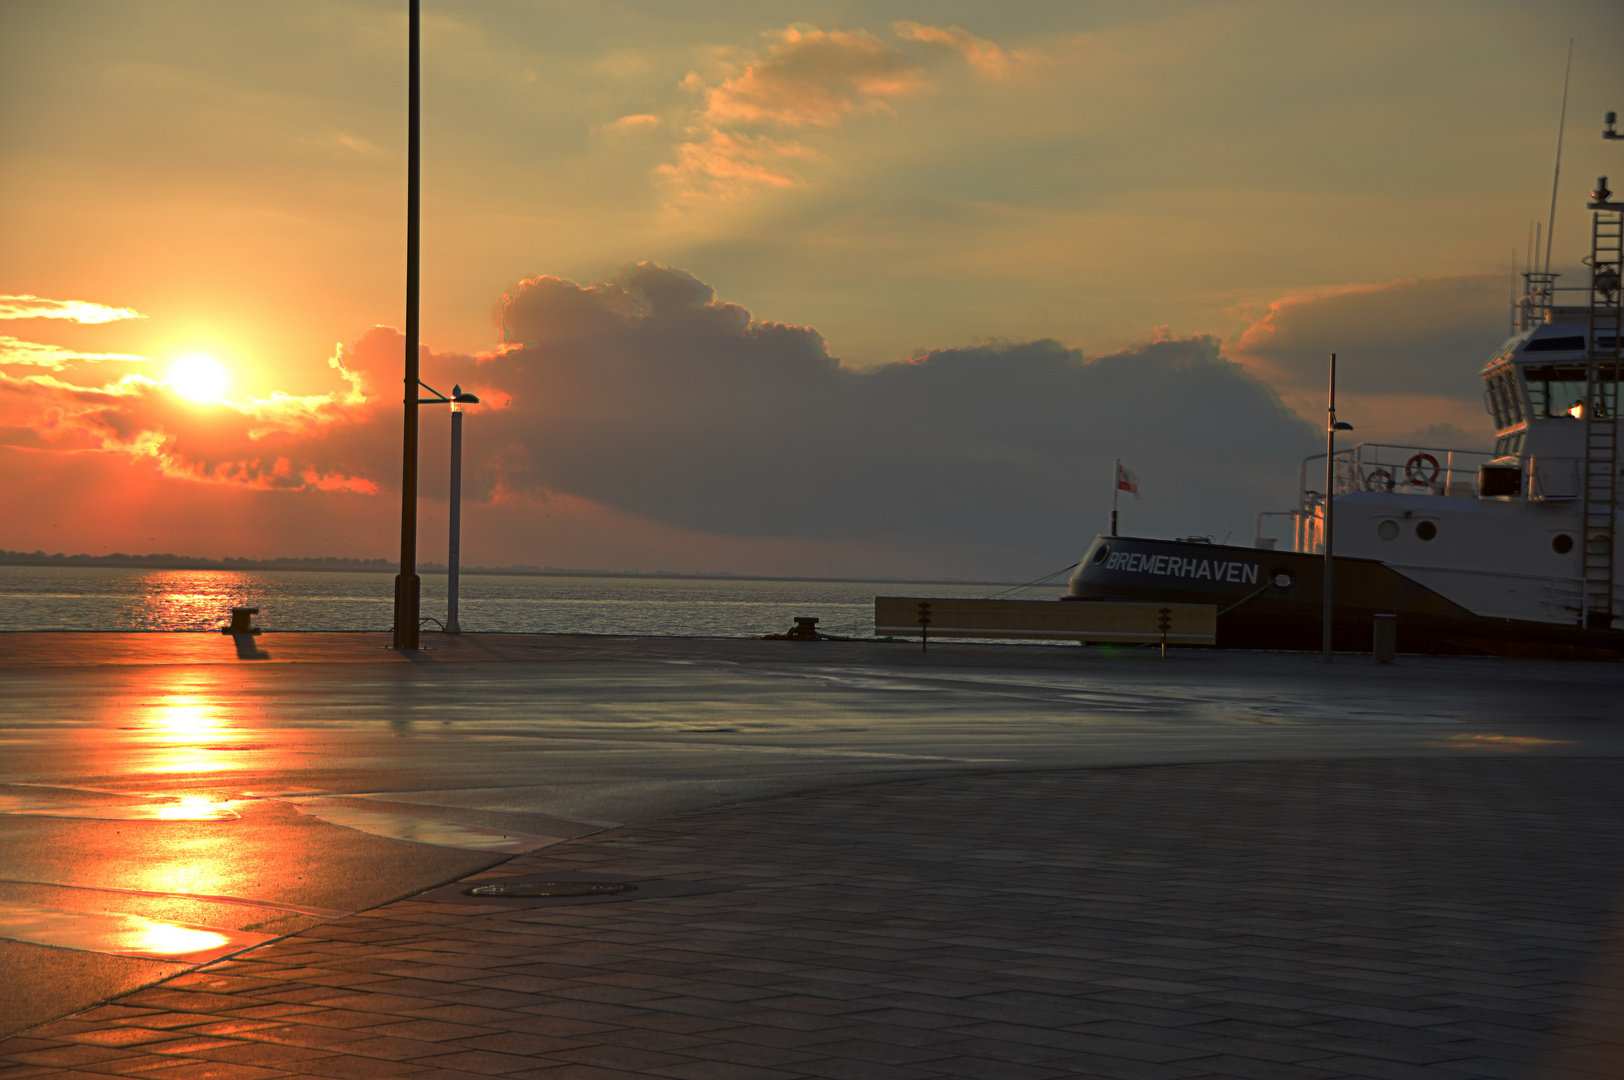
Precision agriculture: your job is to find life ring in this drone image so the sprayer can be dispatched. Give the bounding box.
[1364,468,1394,492]
[1405,453,1440,487]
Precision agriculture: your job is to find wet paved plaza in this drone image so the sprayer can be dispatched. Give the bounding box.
[0,633,1620,1078]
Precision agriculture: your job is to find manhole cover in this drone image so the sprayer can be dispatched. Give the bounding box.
[464,881,635,898]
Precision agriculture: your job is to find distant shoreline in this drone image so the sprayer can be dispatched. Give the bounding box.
[0,550,1024,588]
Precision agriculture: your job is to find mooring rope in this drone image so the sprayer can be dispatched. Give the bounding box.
[1217,580,1275,616]
[985,559,1084,600]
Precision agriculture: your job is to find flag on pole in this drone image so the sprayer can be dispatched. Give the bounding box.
[1116,462,1141,498]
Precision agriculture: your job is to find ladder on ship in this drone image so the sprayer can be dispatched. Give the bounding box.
[1582,197,1622,629]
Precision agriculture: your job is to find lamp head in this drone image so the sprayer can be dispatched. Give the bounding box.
[1332,421,1354,431]
[451,383,480,407]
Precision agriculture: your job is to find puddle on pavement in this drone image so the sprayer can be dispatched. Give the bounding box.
[288,802,564,853]
[0,880,350,920]
[1433,733,1577,751]
[0,793,242,820]
[0,903,275,961]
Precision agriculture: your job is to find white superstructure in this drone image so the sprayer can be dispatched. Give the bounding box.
[1265,178,1623,630]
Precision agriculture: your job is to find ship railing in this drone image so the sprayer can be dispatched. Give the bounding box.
[1513,275,1593,332]
[1299,444,1494,505]
[1385,564,1593,626]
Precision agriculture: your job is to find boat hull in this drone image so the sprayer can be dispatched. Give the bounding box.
[1066,535,1624,658]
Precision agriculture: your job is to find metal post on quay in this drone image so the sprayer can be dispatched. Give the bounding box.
[393,0,424,650]
[446,384,477,633]
[408,379,480,635]
[1323,353,1353,663]
[390,1,479,646]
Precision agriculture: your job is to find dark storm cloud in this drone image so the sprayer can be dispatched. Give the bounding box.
[447,264,1319,550]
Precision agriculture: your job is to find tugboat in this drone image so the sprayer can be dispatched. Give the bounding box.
[1067,167,1624,658]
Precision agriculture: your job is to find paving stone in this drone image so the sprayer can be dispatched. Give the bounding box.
[8,760,1624,1080]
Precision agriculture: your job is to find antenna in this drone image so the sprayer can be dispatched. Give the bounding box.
[1543,39,1573,275]
[1510,248,1517,336]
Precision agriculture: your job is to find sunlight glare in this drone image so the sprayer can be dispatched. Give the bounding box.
[121,921,231,956]
[166,354,229,403]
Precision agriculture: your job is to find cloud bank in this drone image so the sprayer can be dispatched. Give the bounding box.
[2,266,1322,575]
[466,266,1315,557]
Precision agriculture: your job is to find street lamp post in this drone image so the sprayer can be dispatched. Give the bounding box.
[446,384,477,633]
[1322,353,1353,663]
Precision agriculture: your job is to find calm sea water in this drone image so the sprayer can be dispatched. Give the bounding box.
[0,566,1053,637]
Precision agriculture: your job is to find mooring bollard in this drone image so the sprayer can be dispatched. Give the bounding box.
[222,607,269,659]
[223,607,261,636]
[1372,613,1397,664]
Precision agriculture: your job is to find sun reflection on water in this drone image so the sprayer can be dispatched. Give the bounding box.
[113,671,260,778]
[122,920,232,956]
[139,690,235,773]
[152,794,234,819]
[126,570,280,631]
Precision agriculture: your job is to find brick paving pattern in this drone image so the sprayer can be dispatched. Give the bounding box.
[4,758,1623,1079]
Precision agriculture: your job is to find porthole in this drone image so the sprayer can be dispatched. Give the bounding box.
[1552,534,1574,554]
[1271,572,1293,589]
[1092,544,1111,564]
[1377,520,1400,541]
[1415,521,1437,541]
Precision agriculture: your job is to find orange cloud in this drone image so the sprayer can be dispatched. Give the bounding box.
[0,336,149,370]
[654,130,811,199]
[893,22,1012,78]
[659,25,929,204]
[0,294,146,324]
[0,336,384,494]
[700,28,922,129]
[605,113,660,133]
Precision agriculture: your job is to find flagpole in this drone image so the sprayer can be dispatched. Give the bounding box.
[1111,459,1119,536]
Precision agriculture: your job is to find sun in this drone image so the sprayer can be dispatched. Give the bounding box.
[166,354,229,403]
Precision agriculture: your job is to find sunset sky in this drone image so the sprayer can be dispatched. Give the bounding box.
[3,1,1622,579]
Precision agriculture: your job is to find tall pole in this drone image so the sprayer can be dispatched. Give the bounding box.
[392,0,422,649]
[1322,353,1336,663]
[446,393,463,634]
[1543,39,1573,276]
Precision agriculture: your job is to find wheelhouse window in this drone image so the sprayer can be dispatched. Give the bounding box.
[1523,335,1587,352]
[1523,365,1615,419]
[1482,367,1524,428]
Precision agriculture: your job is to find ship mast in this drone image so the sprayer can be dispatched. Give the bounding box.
[1582,165,1622,630]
